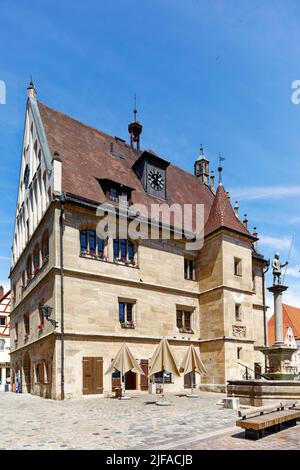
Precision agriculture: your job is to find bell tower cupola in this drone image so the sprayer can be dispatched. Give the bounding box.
[194,145,209,185]
[128,95,143,150]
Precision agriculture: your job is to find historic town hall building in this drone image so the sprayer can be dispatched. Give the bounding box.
[10,83,267,399]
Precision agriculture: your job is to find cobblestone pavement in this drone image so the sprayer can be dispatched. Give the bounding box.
[1,392,299,450]
[172,425,300,450]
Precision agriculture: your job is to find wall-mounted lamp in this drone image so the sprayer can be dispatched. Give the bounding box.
[39,305,58,328]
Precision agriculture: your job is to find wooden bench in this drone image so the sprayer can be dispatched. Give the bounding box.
[236,401,300,440]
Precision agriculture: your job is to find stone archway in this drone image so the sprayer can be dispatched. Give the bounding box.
[23,351,31,394]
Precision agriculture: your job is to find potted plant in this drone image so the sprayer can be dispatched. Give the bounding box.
[179,325,193,333]
[126,320,135,329]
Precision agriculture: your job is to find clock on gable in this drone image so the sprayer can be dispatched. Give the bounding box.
[132,150,170,199]
[148,169,165,191]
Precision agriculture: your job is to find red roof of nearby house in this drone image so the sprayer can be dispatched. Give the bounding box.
[268,304,300,344]
[37,101,253,239]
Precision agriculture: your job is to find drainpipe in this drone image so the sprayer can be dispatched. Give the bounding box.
[59,192,66,400]
[262,259,270,370]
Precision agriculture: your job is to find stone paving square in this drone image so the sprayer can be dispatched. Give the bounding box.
[1,391,299,450]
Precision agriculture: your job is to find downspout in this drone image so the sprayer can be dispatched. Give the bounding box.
[59,192,66,400]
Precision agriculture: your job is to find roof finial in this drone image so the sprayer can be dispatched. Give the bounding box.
[27,78,37,99]
[133,93,137,122]
[200,144,204,155]
[218,153,225,185]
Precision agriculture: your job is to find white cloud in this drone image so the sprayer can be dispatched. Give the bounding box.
[230,185,300,201]
[259,235,293,251]
[285,265,300,279]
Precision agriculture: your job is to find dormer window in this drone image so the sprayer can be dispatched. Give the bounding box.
[110,188,118,202]
[98,179,133,204]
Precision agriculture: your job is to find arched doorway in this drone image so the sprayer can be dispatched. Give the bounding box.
[23,352,31,394]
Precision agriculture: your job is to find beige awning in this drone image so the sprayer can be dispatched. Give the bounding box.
[148,338,180,377]
[105,343,144,376]
[180,344,206,376]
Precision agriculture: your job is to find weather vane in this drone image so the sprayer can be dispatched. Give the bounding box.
[134,93,137,121]
[218,153,226,183]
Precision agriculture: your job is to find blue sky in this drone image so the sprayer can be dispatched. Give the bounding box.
[1,0,300,309]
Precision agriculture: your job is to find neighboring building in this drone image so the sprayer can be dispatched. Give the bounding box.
[10,83,267,399]
[0,287,11,390]
[268,304,300,374]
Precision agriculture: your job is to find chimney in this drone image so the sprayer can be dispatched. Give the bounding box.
[27,80,37,100]
[194,145,209,185]
[243,214,248,228]
[210,171,215,193]
[0,285,3,299]
[234,201,239,218]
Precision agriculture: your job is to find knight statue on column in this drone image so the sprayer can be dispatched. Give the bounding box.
[272,253,288,286]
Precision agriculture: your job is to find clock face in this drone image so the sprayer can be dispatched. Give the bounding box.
[148,169,164,191]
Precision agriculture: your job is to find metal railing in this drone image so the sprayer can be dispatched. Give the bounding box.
[238,362,270,381]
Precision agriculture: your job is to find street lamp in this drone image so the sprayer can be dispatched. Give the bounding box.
[39,305,58,328]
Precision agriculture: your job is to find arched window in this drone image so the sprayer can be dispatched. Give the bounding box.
[33,244,40,274]
[26,255,32,283]
[41,231,49,263]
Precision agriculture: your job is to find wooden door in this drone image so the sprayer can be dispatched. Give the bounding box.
[82,357,103,395]
[140,359,149,391]
[95,357,104,394]
[125,370,136,390]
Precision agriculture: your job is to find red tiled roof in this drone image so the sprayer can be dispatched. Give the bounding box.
[268,304,300,344]
[204,183,253,238]
[38,101,215,232]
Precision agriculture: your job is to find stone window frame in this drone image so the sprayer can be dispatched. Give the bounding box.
[118,298,136,328]
[184,257,196,281]
[235,303,242,322]
[24,313,30,337]
[176,305,195,333]
[79,225,108,259]
[113,238,135,264]
[234,257,242,277]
